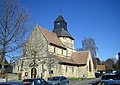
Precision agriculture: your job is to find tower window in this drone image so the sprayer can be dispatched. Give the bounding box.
[57,22,60,25]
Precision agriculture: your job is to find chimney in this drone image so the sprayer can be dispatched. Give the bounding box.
[118,52,120,70]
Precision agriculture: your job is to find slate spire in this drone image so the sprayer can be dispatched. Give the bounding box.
[53,15,74,40]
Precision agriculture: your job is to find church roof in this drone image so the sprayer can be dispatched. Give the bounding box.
[53,15,74,40]
[71,51,89,65]
[38,26,66,49]
[56,51,89,66]
[56,56,76,65]
[54,15,66,23]
[53,28,74,40]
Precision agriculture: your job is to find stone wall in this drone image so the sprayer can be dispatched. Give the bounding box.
[5,73,21,81]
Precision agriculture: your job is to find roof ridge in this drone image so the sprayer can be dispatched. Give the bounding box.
[37,25,66,49]
[38,25,58,36]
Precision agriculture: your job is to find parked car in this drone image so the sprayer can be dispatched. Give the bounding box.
[23,78,53,85]
[114,70,120,77]
[100,73,119,81]
[0,81,23,85]
[95,72,101,78]
[47,76,69,85]
[98,80,120,85]
[0,78,7,82]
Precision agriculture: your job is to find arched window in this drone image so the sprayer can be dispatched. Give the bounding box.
[66,66,67,72]
[89,61,91,72]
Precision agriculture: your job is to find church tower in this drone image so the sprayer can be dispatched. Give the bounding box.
[53,15,74,49]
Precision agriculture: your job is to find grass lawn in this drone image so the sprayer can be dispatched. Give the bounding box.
[68,77,94,81]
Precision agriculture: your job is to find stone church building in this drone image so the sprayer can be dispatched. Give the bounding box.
[13,15,95,80]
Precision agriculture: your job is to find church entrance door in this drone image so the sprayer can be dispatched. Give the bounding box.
[31,68,37,78]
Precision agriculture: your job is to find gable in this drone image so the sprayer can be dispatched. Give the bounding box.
[24,25,48,58]
[38,26,66,49]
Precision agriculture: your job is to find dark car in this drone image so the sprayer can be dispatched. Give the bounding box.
[23,78,53,85]
[95,72,101,78]
[114,70,120,78]
[0,81,23,85]
[98,80,120,85]
[101,73,119,81]
[47,76,69,85]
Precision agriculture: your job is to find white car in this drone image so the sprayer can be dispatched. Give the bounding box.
[0,78,6,82]
[47,76,69,85]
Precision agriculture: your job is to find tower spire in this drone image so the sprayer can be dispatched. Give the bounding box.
[54,15,67,30]
[53,15,74,40]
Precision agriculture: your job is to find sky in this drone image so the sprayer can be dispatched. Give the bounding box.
[20,0,120,61]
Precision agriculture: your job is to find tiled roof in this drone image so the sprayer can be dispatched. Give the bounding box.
[53,28,74,40]
[97,65,106,71]
[56,56,76,65]
[55,51,89,66]
[53,15,74,40]
[54,15,66,23]
[38,26,66,49]
[71,51,89,64]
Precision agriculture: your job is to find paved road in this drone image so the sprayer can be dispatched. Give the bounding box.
[69,78,100,85]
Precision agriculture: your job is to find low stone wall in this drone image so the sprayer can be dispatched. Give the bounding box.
[5,73,21,81]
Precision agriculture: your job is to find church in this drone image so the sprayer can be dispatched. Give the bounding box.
[13,15,95,80]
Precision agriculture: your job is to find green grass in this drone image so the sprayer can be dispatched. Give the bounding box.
[68,77,94,81]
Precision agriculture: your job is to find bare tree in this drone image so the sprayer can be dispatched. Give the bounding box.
[81,37,98,58]
[46,53,59,78]
[0,0,30,73]
[110,57,119,70]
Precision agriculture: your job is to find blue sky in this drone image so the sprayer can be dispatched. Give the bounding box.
[21,0,120,61]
